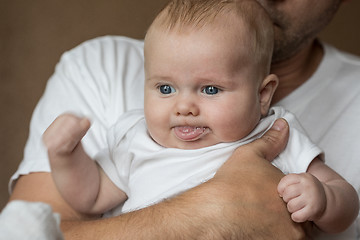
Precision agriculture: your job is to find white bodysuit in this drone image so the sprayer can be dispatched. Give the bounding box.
[96,107,321,216]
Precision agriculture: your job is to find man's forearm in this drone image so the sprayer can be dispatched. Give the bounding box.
[61,185,225,240]
[61,155,310,240]
[61,183,227,239]
[61,173,309,240]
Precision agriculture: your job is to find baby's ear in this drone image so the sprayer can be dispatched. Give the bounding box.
[259,74,279,116]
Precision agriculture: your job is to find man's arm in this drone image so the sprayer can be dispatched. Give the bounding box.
[10,119,310,239]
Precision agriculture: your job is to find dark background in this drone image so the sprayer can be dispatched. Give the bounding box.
[1,0,359,210]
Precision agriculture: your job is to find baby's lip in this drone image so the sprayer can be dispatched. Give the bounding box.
[173,126,210,142]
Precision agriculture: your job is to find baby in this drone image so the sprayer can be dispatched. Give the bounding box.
[43,0,358,234]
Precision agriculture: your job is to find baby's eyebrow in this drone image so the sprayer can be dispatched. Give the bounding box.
[146,75,173,82]
[196,76,236,87]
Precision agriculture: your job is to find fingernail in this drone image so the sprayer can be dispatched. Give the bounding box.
[272,118,287,131]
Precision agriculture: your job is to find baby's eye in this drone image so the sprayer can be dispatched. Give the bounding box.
[159,85,176,94]
[202,86,219,95]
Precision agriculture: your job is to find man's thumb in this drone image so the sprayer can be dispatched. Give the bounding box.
[254,118,289,161]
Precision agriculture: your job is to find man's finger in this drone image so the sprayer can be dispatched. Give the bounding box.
[253,118,289,161]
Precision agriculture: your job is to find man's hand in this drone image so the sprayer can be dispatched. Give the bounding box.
[194,118,310,239]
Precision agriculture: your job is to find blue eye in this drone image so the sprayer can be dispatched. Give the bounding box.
[159,85,176,94]
[202,86,219,95]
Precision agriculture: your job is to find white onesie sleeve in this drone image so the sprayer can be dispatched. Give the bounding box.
[271,107,324,174]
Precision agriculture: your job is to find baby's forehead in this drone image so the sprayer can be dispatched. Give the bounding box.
[154,4,245,31]
[147,17,258,64]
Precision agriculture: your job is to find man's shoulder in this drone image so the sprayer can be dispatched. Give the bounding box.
[61,36,144,62]
[81,35,144,50]
[324,43,360,68]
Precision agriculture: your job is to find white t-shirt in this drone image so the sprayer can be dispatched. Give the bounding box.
[96,107,321,216]
[10,36,360,239]
[275,43,360,240]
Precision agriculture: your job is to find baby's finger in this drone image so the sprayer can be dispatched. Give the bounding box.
[277,174,301,197]
[286,196,306,214]
[43,114,91,155]
[281,183,302,203]
[78,117,91,138]
[290,205,311,223]
[58,116,91,153]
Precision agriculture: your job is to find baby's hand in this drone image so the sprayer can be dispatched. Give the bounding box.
[277,173,326,223]
[42,113,91,156]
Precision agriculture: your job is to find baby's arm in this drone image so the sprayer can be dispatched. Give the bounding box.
[42,114,127,214]
[277,158,359,233]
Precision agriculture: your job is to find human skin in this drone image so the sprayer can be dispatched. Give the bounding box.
[12,119,311,239]
[144,13,278,150]
[255,0,343,103]
[8,0,348,239]
[42,115,128,214]
[278,158,359,233]
[42,5,280,216]
[255,0,359,233]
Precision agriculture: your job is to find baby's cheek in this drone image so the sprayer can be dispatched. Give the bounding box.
[221,121,255,142]
[148,127,167,147]
[217,124,241,142]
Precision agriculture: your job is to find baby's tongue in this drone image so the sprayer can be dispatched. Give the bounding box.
[174,126,207,141]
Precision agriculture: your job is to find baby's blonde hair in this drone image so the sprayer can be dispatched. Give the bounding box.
[148,0,274,75]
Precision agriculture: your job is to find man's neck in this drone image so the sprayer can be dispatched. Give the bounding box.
[271,39,324,104]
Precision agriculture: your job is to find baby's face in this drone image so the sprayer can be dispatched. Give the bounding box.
[144,21,263,149]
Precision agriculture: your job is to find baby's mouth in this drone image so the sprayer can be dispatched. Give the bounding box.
[173,126,210,142]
